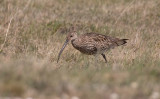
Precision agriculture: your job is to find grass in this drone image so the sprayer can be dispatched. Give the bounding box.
[0,0,160,99]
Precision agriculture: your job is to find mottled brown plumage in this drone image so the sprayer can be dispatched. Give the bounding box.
[57,31,128,63]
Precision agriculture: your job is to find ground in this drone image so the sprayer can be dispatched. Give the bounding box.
[0,0,160,99]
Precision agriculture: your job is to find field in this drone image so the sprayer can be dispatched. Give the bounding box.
[0,0,160,99]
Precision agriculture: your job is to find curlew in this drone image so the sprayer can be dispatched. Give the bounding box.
[57,31,128,63]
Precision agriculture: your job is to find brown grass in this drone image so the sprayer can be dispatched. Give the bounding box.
[0,0,160,99]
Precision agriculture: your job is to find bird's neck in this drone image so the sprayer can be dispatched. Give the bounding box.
[71,39,76,44]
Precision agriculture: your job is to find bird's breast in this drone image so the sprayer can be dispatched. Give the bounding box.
[71,39,97,55]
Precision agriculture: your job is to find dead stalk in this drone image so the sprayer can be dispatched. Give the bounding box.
[0,0,31,52]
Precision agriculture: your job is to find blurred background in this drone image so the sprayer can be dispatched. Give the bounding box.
[0,0,160,99]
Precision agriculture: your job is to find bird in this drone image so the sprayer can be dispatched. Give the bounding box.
[57,31,128,63]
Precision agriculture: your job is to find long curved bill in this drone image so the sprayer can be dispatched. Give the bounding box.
[57,39,69,63]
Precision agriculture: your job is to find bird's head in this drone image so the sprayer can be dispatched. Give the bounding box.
[57,31,77,63]
[66,31,77,42]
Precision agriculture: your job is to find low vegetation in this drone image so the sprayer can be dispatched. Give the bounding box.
[0,0,160,99]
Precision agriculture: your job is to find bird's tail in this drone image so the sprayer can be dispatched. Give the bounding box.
[116,39,128,46]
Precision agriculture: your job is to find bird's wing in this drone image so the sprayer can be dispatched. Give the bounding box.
[81,33,120,47]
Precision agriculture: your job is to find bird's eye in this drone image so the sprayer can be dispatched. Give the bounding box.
[70,35,73,37]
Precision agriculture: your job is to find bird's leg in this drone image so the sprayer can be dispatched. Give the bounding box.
[83,54,89,69]
[94,54,98,69]
[94,54,101,70]
[101,53,107,63]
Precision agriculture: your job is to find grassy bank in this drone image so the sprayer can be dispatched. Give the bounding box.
[0,0,160,99]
